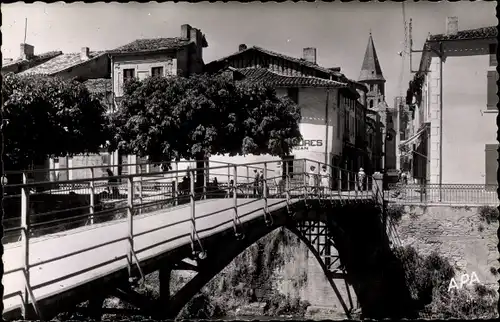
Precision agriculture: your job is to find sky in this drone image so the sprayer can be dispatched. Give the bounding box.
[2,1,497,107]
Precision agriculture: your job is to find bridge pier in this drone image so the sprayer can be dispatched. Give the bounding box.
[156,266,172,318]
[87,295,105,320]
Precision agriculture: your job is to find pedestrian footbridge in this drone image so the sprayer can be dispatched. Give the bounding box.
[3,158,403,320]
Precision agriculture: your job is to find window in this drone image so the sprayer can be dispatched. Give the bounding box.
[123,69,135,82]
[487,70,499,110]
[287,88,299,104]
[152,66,164,77]
[485,144,498,186]
[369,84,373,91]
[489,43,497,66]
[370,100,374,109]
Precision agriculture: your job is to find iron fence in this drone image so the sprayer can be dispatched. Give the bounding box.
[387,183,498,206]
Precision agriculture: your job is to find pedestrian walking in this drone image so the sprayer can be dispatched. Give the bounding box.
[106,168,119,198]
[320,165,330,197]
[357,167,366,191]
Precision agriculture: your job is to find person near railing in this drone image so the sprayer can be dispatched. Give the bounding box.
[228,179,234,198]
[320,165,330,197]
[276,161,285,197]
[357,167,366,192]
[307,165,319,196]
[252,169,260,197]
[106,168,120,198]
[258,170,269,197]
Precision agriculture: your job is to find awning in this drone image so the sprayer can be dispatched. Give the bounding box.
[399,123,429,148]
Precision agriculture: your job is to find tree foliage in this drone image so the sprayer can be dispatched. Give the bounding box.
[111,74,302,165]
[1,73,111,170]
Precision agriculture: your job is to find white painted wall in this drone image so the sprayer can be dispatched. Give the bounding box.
[441,54,497,184]
[421,51,498,184]
[113,54,177,97]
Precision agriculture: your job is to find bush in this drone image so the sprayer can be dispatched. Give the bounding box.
[394,245,498,319]
[387,204,405,225]
[478,206,499,224]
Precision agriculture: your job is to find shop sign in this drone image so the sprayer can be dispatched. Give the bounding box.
[293,139,323,151]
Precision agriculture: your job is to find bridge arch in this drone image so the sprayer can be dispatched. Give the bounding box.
[158,201,360,319]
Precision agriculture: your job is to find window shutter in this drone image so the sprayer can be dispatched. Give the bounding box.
[487,71,498,110]
[485,144,498,186]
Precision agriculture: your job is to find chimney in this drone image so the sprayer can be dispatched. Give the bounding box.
[303,47,317,64]
[20,43,34,60]
[181,24,192,39]
[446,16,459,36]
[80,47,90,60]
[239,44,247,52]
[190,27,200,45]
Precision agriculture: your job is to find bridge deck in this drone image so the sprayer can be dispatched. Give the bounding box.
[3,192,373,317]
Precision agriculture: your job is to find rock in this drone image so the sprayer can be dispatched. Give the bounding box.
[236,302,268,316]
[305,305,346,320]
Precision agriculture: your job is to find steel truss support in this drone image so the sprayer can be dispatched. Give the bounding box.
[289,221,357,318]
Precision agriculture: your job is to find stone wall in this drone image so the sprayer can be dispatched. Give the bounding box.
[392,205,498,286]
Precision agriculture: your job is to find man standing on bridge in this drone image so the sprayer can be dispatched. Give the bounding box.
[253,169,260,197]
[357,167,366,191]
[308,165,318,196]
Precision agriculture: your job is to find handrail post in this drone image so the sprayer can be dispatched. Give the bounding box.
[347,171,351,195]
[317,161,321,198]
[174,161,179,183]
[338,167,342,197]
[172,180,177,206]
[246,166,250,198]
[233,164,240,235]
[138,166,143,215]
[227,166,231,198]
[127,176,134,279]
[89,168,95,225]
[285,160,290,202]
[263,162,268,210]
[203,160,207,200]
[21,173,30,319]
[189,169,196,255]
[303,161,307,198]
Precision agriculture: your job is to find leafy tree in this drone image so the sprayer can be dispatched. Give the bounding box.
[111,73,302,185]
[1,73,111,172]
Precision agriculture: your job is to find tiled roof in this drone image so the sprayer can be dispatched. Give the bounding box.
[19,51,106,76]
[209,46,346,78]
[428,26,497,41]
[83,78,112,93]
[2,51,63,69]
[108,37,192,54]
[233,67,348,88]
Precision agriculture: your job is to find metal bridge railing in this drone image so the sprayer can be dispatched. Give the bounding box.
[386,183,498,206]
[2,158,375,319]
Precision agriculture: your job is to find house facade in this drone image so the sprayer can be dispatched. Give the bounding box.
[205,45,369,180]
[11,45,112,182]
[107,24,208,176]
[404,17,498,185]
